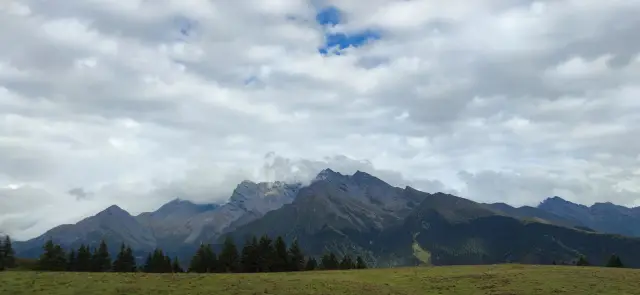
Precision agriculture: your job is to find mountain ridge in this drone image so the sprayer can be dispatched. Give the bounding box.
[13,170,640,269]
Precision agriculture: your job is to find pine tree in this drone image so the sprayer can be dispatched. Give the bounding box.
[112,243,126,272]
[257,235,275,272]
[76,244,92,272]
[124,246,137,272]
[321,252,339,270]
[38,239,67,271]
[203,244,218,273]
[339,255,355,270]
[355,256,367,269]
[164,255,172,272]
[172,257,183,273]
[67,249,77,271]
[576,255,590,266]
[188,245,206,273]
[273,236,289,272]
[0,237,5,271]
[606,254,624,268]
[305,257,318,271]
[143,248,173,273]
[91,240,111,272]
[287,239,305,271]
[2,236,15,268]
[143,253,153,272]
[218,236,240,273]
[241,236,259,273]
[112,243,136,272]
[188,244,218,273]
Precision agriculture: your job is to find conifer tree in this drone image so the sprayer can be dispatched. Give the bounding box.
[75,244,92,272]
[38,239,67,271]
[305,257,318,271]
[273,236,289,272]
[339,255,355,270]
[320,252,340,270]
[606,254,624,268]
[91,240,111,272]
[112,243,127,272]
[188,244,218,273]
[257,235,275,272]
[203,244,218,273]
[218,236,240,273]
[67,249,77,271]
[112,243,136,272]
[188,245,206,273]
[576,255,590,266]
[355,256,367,269]
[241,236,259,273]
[0,238,5,271]
[2,235,15,268]
[143,253,153,272]
[287,239,305,271]
[143,248,173,273]
[172,257,183,273]
[124,246,137,272]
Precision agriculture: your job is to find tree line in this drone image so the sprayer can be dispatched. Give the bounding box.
[555,254,626,268]
[35,235,367,273]
[0,236,16,271]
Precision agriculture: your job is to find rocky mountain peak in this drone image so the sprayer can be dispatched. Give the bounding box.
[313,168,345,182]
[97,205,130,218]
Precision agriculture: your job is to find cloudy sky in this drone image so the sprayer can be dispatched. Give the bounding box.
[1,0,640,240]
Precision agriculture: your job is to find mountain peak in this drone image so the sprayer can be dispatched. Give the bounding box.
[313,168,345,182]
[352,170,386,186]
[102,204,128,215]
[540,196,570,205]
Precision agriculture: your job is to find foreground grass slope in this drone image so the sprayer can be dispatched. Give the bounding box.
[2,264,640,295]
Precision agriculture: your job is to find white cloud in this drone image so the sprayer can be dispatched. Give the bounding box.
[1,0,640,240]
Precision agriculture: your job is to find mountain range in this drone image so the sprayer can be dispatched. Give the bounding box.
[14,169,640,267]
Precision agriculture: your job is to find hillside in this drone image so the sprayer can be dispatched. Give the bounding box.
[2,265,640,295]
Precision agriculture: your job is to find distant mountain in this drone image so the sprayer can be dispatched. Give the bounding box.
[15,205,156,258]
[537,196,640,237]
[15,180,301,258]
[15,170,640,268]
[136,198,220,250]
[484,202,582,229]
[382,193,640,267]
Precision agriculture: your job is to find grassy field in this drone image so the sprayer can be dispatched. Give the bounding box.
[2,264,640,295]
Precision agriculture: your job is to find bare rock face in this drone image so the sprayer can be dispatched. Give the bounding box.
[183,180,302,243]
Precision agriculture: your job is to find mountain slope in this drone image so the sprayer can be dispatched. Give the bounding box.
[136,199,220,249]
[484,202,584,229]
[183,180,301,243]
[15,205,156,257]
[228,171,429,265]
[538,197,640,237]
[231,178,640,268]
[388,206,640,267]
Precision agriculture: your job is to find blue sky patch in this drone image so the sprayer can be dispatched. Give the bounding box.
[315,6,381,55]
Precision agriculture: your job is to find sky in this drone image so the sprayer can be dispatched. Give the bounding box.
[1,0,640,240]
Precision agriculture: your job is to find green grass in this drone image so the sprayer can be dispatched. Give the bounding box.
[2,264,640,295]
